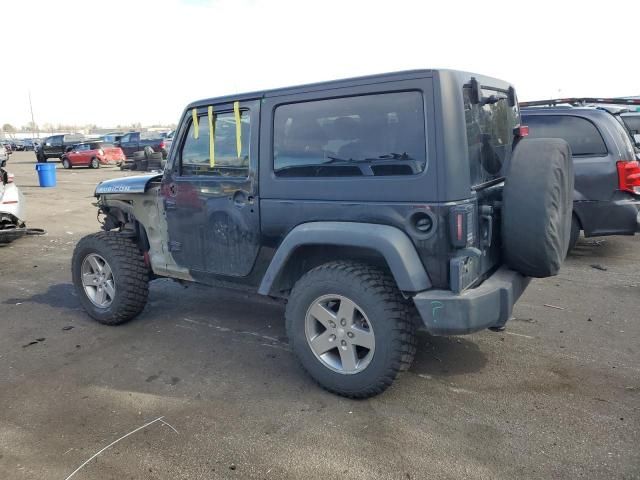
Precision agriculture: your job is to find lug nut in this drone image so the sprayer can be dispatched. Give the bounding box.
[341,340,347,346]
[347,332,354,338]
[340,319,347,326]
[329,321,336,328]
[329,334,336,341]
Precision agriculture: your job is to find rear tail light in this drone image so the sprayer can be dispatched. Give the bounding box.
[159,140,166,149]
[449,205,474,247]
[514,125,529,137]
[616,161,640,195]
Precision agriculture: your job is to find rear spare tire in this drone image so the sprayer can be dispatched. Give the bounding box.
[502,138,574,278]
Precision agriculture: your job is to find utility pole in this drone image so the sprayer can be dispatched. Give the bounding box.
[28,90,39,139]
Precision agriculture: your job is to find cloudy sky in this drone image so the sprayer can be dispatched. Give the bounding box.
[1,0,638,128]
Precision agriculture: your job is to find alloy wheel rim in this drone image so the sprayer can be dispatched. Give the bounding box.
[304,294,375,375]
[81,253,115,308]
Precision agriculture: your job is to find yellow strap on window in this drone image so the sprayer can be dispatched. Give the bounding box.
[234,101,242,158]
[208,106,215,168]
[191,109,199,139]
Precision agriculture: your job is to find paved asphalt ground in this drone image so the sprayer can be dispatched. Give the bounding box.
[0,151,638,479]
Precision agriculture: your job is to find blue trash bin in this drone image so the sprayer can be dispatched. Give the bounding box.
[35,163,56,187]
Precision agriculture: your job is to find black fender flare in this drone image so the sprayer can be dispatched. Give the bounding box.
[257,222,432,295]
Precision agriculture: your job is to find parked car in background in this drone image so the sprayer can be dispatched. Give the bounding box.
[61,142,125,169]
[1,142,13,155]
[13,140,25,151]
[37,134,85,162]
[0,144,8,167]
[521,106,640,250]
[117,132,168,159]
[23,139,36,151]
[163,130,175,153]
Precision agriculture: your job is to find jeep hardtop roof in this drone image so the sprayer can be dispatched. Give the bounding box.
[185,69,515,110]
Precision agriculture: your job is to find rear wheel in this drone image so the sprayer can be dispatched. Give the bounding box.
[286,262,416,398]
[90,157,100,169]
[72,232,149,325]
[568,214,581,253]
[62,157,71,169]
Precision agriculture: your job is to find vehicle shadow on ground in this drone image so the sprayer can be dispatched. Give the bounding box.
[409,331,487,378]
[3,282,80,310]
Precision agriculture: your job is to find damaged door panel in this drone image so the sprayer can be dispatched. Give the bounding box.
[161,99,261,278]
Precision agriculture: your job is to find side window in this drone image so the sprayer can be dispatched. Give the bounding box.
[180,108,250,177]
[131,133,140,142]
[273,91,426,177]
[53,136,63,147]
[121,134,130,143]
[523,115,607,156]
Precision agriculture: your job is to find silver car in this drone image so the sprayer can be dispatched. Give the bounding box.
[0,144,8,167]
[0,167,27,243]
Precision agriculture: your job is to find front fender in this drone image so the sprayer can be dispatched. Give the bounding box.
[95,174,163,195]
[258,222,432,295]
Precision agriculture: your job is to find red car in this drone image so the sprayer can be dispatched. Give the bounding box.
[61,142,125,169]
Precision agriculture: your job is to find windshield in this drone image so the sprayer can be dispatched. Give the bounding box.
[463,86,518,187]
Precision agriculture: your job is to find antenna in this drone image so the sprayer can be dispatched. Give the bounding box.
[28,90,39,139]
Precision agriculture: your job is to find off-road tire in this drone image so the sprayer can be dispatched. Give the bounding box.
[90,157,100,169]
[286,261,416,398]
[502,138,574,278]
[62,157,71,169]
[72,232,149,325]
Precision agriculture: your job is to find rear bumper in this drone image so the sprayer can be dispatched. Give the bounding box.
[413,266,530,336]
[576,198,640,237]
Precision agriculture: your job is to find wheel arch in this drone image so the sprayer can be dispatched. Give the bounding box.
[258,222,432,297]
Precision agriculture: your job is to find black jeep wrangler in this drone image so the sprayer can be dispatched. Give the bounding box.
[72,70,574,398]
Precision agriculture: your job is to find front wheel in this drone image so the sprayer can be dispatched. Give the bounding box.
[62,157,71,169]
[286,262,416,398]
[72,232,149,325]
[90,157,100,169]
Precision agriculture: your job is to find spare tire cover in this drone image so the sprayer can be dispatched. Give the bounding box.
[502,138,574,278]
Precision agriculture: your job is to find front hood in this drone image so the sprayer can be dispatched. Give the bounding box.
[95,173,163,196]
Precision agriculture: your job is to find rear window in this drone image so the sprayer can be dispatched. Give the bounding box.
[463,87,518,187]
[523,115,607,156]
[273,91,427,177]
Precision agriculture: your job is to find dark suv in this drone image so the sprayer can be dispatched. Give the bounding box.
[521,106,640,250]
[37,134,85,162]
[72,70,573,398]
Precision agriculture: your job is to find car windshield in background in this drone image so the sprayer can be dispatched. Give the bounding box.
[463,86,517,187]
[523,115,607,157]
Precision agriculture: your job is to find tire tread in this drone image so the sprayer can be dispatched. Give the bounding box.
[286,261,416,399]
